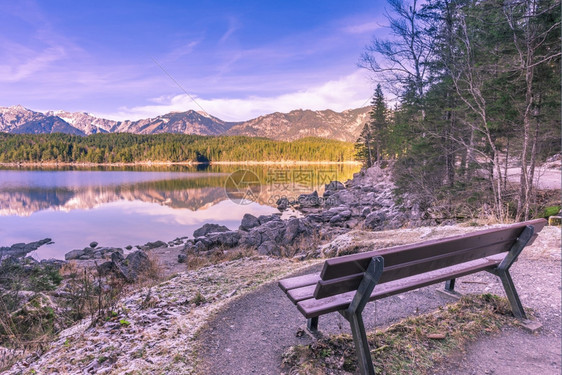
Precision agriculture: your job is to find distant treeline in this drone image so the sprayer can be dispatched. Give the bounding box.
[0,133,356,163]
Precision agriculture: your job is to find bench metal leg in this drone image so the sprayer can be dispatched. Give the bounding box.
[349,312,375,375]
[445,278,456,291]
[307,317,319,332]
[497,269,526,320]
[492,225,535,320]
[339,256,384,375]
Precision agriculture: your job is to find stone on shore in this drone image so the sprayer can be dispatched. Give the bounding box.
[98,250,151,283]
[193,223,230,238]
[297,191,321,208]
[0,238,52,260]
[140,240,168,251]
[239,214,260,231]
[65,247,123,261]
[276,197,290,210]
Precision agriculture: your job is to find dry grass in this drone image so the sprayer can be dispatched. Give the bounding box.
[281,294,519,375]
[186,246,258,270]
[0,253,166,372]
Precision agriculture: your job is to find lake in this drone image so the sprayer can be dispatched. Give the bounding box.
[0,164,360,260]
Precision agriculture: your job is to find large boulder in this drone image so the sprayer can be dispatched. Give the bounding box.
[99,250,151,283]
[364,211,387,230]
[257,241,280,256]
[208,231,241,248]
[187,230,242,253]
[193,223,230,238]
[258,214,280,225]
[283,218,301,245]
[329,209,352,225]
[239,214,260,231]
[323,181,345,198]
[64,249,86,261]
[65,247,123,261]
[240,218,285,248]
[297,191,321,208]
[140,240,168,250]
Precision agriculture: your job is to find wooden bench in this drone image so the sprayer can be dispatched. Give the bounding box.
[279,219,547,374]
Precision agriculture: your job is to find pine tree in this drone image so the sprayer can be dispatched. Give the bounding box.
[370,84,388,162]
[355,122,375,167]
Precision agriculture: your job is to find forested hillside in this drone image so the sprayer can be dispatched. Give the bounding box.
[0,133,356,163]
[357,0,560,221]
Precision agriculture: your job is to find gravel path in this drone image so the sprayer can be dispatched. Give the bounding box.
[197,244,561,374]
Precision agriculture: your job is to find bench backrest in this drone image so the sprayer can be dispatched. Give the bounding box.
[314,219,547,299]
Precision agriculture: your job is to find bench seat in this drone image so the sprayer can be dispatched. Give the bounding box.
[295,254,503,318]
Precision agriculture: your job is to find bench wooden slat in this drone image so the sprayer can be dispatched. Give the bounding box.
[287,283,317,303]
[319,219,546,281]
[298,256,503,319]
[278,273,320,292]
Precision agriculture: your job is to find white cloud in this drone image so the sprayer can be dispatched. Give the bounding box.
[0,45,66,82]
[219,17,241,44]
[342,21,382,35]
[97,70,374,122]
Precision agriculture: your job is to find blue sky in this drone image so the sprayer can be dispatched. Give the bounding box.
[0,0,387,121]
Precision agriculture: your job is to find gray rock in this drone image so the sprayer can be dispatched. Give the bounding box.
[283,218,301,244]
[276,197,290,210]
[194,241,208,253]
[125,245,133,250]
[361,207,371,217]
[178,254,188,263]
[364,211,387,230]
[111,251,124,263]
[258,214,279,225]
[114,250,151,283]
[89,241,98,248]
[240,219,286,248]
[329,210,352,224]
[325,180,345,191]
[65,249,86,261]
[141,240,167,250]
[239,214,260,231]
[96,261,115,277]
[297,191,321,207]
[257,241,280,256]
[208,231,241,248]
[193,223,230,237]
[323,181,345,197]
[65,247,123,261]
[0,238,52,260]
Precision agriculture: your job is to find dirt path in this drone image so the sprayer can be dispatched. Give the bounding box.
[196,254,561,375]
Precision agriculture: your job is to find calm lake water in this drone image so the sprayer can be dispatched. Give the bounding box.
[0,164,359,260]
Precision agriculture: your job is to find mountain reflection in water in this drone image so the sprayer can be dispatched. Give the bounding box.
[0,165,359,259]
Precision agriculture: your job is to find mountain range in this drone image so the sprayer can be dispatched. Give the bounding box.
[0,105,370,142]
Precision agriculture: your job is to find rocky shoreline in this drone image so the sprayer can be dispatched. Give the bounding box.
[180,164,412,261]
[1,163,559,374]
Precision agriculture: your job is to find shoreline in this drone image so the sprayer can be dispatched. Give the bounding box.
[0,160,361,168]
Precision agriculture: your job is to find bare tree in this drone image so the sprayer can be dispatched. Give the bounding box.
[361,0,434,103]
[503,0,561,220]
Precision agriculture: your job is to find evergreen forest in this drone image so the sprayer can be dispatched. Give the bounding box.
[356,0,560,221]
[0,133,356,164]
